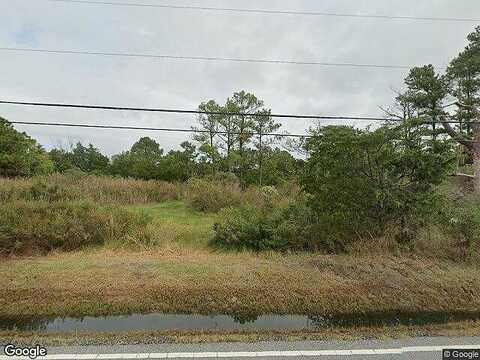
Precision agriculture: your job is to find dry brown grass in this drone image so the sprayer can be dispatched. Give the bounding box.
[0,174,182,204]
[0,248,479,319]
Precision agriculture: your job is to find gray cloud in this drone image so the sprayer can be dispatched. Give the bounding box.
[1,0,478,155]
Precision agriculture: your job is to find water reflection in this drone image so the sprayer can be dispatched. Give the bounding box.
[1,311,479,332]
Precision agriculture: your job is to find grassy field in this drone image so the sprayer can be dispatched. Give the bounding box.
[128,201,216,249]
[1,201,480,321]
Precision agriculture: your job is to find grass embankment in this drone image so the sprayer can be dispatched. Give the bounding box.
[1,201,479,319]
[2,248,479,317]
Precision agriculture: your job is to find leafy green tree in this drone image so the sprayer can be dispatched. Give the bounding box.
[259,148,299,186]
[0,117,53,177]
[49,148,74,172]
[159,141,198,181]
[69,142,109,173]
[302,124,454,250]
[110,152,133,178]
[111,137,163,180]
[242,148,299,186]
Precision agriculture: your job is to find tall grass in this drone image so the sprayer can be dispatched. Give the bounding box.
[0,172,182,204]
[0,200,152,255]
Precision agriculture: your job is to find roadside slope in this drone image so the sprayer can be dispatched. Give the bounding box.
[1,249,479,318]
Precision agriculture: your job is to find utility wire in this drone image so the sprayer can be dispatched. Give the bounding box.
[0,100,405,122]
[47,0,480,23]
[10,121,311,138]
[11,121,480,143]
[0,47,426,70]
[0,99,465,123]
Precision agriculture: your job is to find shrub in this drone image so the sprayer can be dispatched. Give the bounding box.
[0,201,152,255]
[212,205,281,250]
[212,200,318,251]
[438,193,480,261]
[184,174,242,212]
[302,124,455,249]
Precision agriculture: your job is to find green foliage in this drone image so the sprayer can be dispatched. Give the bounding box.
[192,91,287,184]
[70,143,109,173]
[212,200,316,251]
[159,142,198,182]
[242,148,300,186]
[49,148,74,172]
[110,137,164,179]
[49,143,109,174]
[110,138,198,182]
[184,173,242,212]
[0,201,152,255]
[447,25,480,122]
[0,117,53,177]
[301,124,455,250]
[437,193,480,261]
[212,205,279,250]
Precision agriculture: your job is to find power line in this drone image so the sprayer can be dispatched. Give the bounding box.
[47,0,480,23]
[10,121,311,138]
[1,100,465,123]
[11,121,479,143]
[0,100,404,122]
[0,47,425,70]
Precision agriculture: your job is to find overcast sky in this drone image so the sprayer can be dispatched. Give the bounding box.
[1,0,479,155]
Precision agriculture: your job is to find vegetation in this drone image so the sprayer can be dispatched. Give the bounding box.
[184,173,242,212]
[2,26,480,335]
[0,171,181,204]
[0,201,152,255]
[1,248,480,319]
[0,117,53,177]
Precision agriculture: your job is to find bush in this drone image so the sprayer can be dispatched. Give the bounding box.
[212,205,282,250]
[0,201,152,255]
[438,193,480,261]
[302,125,455,249]
[184,174,242,212]
[212,201,318,251]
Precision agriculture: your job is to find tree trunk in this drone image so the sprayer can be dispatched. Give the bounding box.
[209,132,215,168]
[472,122,480,193]
[441,117,479,192]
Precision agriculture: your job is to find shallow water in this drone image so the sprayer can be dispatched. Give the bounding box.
[1,312,479,332]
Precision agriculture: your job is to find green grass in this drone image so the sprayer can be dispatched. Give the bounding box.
[133,201,215,227]
[127,201,216,249]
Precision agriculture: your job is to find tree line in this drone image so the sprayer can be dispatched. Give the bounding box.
[1,26,480,193]
[0,91,301,186]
